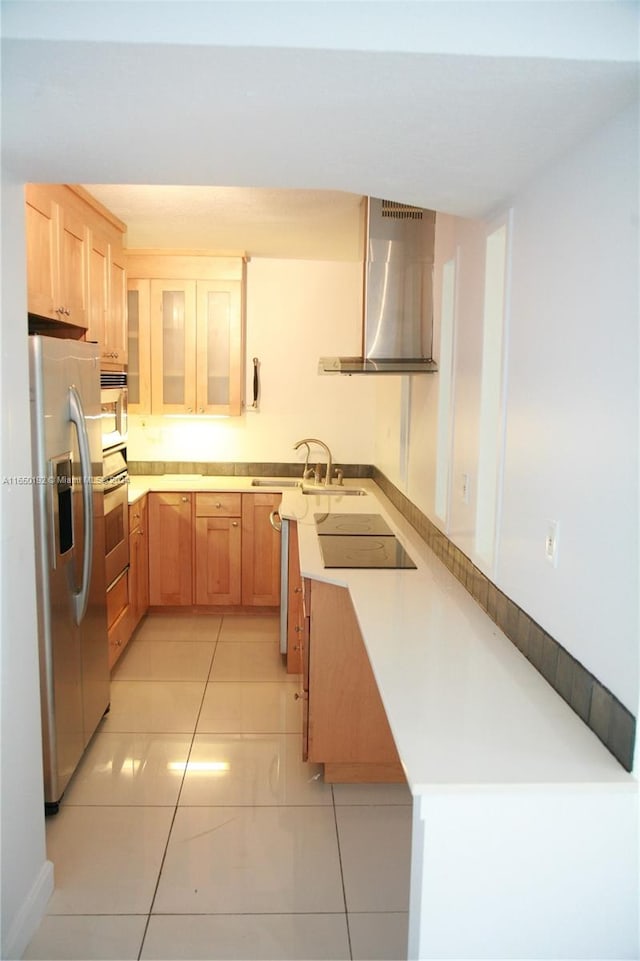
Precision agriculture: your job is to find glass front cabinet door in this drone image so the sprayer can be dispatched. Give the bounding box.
[150,280,197,414]
[196,279,243,416]
[127,259,245,417]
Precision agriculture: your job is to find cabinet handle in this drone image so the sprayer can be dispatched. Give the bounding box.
[294,692,303,700]
[232,521,239,527]
[294,586,302,593]
[269,510,282,533]
[187,407,193,413]
[181,496,189,503]
[199,408,205,413]
[294,625,303,633]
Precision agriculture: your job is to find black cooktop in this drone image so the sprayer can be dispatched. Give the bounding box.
[314,513,394,536]
[317,533,417,570]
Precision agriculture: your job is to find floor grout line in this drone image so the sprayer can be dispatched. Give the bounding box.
[137,614,225,961]
[331,784,354,961]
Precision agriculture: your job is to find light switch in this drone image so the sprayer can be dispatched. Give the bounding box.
[545,520,559,567]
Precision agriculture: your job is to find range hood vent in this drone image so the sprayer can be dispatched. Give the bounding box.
[320,196,438,375]
[380,200,425,221]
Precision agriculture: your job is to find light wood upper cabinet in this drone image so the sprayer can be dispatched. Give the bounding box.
[150,279,198,414]
[25,184,88,328]
[87,230,109,347]
[105,244,127,365]
[127,279,151,412]
[25,186,57,320]
[85,226,127,367]
[26,184,127,352]
[126,253,245,416]
[58,203,88,326]
[196,279,243,415]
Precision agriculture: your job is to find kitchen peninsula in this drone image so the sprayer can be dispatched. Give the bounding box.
[125,471,637,960]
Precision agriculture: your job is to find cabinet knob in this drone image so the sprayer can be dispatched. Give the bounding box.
[232,521,238,527]
[294,692,303,700]
[187,407,193,413]
[199,408,205,413]
[181,496,189,503]
[294,587,302,593]
[116,639,122,647]
[293,644,301,652]
[215,501,222,508]
[294,625,303,633]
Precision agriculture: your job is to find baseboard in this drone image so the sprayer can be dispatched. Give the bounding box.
[2,859,54,961]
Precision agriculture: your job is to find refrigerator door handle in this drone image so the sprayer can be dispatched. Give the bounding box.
[68,385,94,625]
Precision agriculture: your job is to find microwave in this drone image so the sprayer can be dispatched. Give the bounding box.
[100,371,128,451]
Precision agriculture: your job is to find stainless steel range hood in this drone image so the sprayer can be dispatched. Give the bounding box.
[320,197,438,375]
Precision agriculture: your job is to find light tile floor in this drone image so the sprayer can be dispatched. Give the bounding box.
[23,612,412,960]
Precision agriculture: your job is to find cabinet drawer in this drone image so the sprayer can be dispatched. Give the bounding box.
[106,568,129,628]
[195,492,241,517]
[108,611,130,670]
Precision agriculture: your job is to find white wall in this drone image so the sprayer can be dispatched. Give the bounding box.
[0,176,54,959]
[376,104,639,717]
[129,258,377,466]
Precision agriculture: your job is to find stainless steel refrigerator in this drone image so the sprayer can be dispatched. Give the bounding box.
[29,335,110,814]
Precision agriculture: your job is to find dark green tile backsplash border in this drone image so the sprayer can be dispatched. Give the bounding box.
[128,460,635,771]
[371,467,636,773]
[128,461,374,480]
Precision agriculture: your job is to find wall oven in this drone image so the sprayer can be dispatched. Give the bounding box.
[103,448,129,589]
[100,371,128,452]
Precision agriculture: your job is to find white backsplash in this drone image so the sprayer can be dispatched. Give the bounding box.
[128,257,378,467]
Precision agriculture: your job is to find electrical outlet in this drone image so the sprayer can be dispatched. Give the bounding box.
[461,473,470,504]
[545,520,559,567]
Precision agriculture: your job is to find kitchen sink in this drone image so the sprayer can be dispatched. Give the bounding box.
[251,478,302,488]
[301,486,367,496]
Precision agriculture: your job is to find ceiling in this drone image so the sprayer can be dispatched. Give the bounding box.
[3,3,638,239]
[83,185,365,260]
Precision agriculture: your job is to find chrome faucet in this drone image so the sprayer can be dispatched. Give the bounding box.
[293,438,333,486]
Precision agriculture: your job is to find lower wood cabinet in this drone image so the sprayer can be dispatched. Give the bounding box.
[286,521,304,675]
[148,490,281,608]
[241,493,282,606]
[194,493,242,605]
[129,495,149,631]
[305,579,405,783]
[148,492,194,606]
[107,494,149,671]
[107,568,131,670]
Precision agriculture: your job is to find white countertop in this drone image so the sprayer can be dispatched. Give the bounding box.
[279,481,635,793]
[129,474,635,793]
[127,473,289,503]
